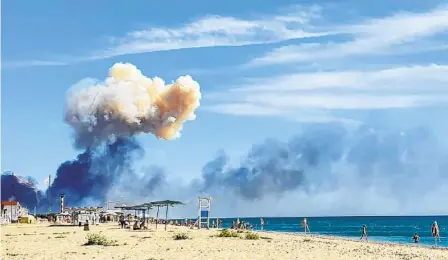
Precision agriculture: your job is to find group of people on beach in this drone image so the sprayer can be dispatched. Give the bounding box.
[231,219,254,230]
[359,221,441,246]
[299,218,441,246]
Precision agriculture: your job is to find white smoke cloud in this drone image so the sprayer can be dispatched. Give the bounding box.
[65,63,202,148]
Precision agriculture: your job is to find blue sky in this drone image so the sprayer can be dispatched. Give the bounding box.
[2,1,448,216]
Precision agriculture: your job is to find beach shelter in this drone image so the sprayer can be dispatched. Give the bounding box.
[150,200,185,230]
[19,215,36,224]
[131,202,154,221]
[115,205,149,218]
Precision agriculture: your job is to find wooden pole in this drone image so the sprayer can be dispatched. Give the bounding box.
[165,204,168,231]
[156,206,160,229]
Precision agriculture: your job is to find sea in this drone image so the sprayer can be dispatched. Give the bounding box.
[203,216,448,247]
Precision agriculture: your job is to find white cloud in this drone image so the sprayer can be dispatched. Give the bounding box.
[245,93,448,110]
[233,64,448,92]
[248,5,448,66]
[88,5,330,60]
[2,60,67,69]
[205,64,448,120]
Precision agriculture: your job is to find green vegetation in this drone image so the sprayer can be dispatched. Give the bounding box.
[217,229,239,238]
[84,233,118,246]
[173,232,190,240]
[245,232,260,240]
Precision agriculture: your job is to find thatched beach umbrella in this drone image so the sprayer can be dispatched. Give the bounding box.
[150,200,185,230]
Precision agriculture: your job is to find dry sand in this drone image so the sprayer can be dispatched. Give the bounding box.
[2,223,448,260]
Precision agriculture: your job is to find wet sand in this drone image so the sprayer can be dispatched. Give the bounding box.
[2,223,447,260]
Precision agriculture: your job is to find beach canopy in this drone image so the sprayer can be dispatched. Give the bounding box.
[114,205,148,210]
[132,202,154,209]
[149,200,185,230]
[114,200,185,230]
[149,200,185,207]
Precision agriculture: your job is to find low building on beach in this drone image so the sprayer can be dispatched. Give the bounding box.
[1,201,29,223]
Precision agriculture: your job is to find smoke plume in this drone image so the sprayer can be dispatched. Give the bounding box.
[48,137,164,207]
[66,62,201,149]
[3,121,448,216]
[195,123,448,216]
[1,63,200,212]
[44,63,200,209]
[1,171,46,210]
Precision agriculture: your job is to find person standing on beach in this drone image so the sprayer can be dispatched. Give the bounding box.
[302,218,310,234]
[432,221,440,246]
[260,218,265,231]
[119,214,125,229]
[360,225,368,241]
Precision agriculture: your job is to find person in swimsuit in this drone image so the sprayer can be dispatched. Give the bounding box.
[260,218,265,231]
[302,218,310,234]
[413,233,420,243]
[432,221,440,246]
[360,225,368,241]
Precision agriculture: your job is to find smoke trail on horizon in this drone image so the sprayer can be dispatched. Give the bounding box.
[198,123,448,208]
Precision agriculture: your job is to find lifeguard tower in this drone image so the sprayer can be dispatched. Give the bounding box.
[197,196,212,229]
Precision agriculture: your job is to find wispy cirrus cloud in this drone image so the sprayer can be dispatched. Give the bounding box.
[2,60,68,69]
[248,5,448,67]
[233,64,448,92]
[203,64,448,121]
[4,5,329,68]
[87,5,328,60]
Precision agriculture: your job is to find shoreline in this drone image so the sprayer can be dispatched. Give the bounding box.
[262,230,448,250]
[2,223,448,259]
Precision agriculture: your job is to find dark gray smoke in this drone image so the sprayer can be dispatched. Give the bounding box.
[47,137,166,210]
[4,122,448,216]
[1,138,166,212]
[1,172,45,210]
[198,123,448,206]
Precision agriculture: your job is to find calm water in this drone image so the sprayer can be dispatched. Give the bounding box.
[207,216,448,247]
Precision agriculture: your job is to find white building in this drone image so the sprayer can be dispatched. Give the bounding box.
[1,201,28,223]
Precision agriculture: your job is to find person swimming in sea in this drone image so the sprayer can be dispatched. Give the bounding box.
[302,218,310,234]
[413,233,420,243]
[432,221,440,246]
[360,224,368,241]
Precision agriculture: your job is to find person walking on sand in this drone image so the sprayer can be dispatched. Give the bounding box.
[302,218,310,234]
[260,218,265,231]
[360,224,368,241]
[432,221,440,246]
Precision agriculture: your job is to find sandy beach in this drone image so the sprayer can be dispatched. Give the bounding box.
[1,223,447,260]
